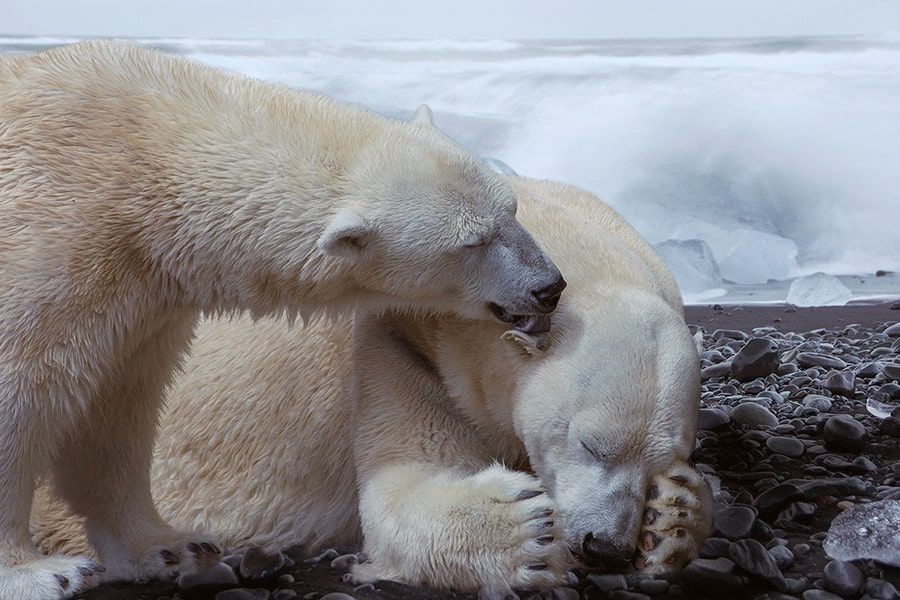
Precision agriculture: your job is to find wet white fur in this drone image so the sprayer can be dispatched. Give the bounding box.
[0,43,559,599]
[34,177,712,593]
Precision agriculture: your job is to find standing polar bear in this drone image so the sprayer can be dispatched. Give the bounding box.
[36,175,713,596]
[0,43,563,599]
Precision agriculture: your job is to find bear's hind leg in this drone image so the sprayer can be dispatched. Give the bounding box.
[51,337,223,584]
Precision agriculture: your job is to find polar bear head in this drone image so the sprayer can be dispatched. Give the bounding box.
[512,293,713,573]
[316,106,565,329]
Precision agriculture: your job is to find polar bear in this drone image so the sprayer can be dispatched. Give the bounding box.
[0,44,563,599]
[33,174,712,595]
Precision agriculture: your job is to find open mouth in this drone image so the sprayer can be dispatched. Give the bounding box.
[489,303,552,334]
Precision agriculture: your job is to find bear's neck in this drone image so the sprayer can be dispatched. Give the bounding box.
[129,85,388,317]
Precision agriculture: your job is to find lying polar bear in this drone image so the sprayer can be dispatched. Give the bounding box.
[34,175,712,594]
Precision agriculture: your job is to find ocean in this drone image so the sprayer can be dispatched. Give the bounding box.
[3,35,899,304]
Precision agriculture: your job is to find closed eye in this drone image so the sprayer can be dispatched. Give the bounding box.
[581,440,610,462]
[462,233,494,248]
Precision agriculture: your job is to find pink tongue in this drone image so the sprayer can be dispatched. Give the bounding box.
[513,314,552,334]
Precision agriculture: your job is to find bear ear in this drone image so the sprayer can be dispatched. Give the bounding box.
[317,209,371,261]
[412,104,435,126]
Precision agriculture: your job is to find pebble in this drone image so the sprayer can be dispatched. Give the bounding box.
[866,578,899,600]
[823,415,867,451]
[755,483,804,518]
[728,538,787,590]
[702,362,734,380]
[714,505,758,540]
[822,560,865,598]
[239,546,287,582]
[177,562,239,595]
[609,591,651,600]
[801,591,844,600]
[273,591,298,600]
[732,338,781,382]
[803,394,834,412]
[700,537,732,558]
[766,436,805,457]
[699,407,731,430]
[768,545,795,570]
[732,403,780,428]
[319,594,357,600]
[215,590,270,600]
[329,553,359,572]
[798,352,847,369]
[586,574,627,592]
[636,578,670,595]
[883,363,900,381]
[885,323,900,336]
[531,588,579,600]
[682,557,746,593]
[822,370,856,397]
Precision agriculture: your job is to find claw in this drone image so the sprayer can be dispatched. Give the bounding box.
[529,507,554,520]
[187,542,202,553]
[669,474,689,485]
[55,574,69,589]
[77,566,95,577]
[526,562,547,570]
[161,549,180,565]
[536,535,554,545]
[643,508,659,525]
[200,542,221,554]
[515,489,545,501]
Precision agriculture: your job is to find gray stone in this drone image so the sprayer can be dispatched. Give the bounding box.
[728,538,787,590]
[801,591,844,600]
[320,594,358,600]
[682,558,746,593]
[586,574,627,592]
[885,323,900,337]
[755,483,804,518]
[768,545,795,570]
[766,436,805,457]
[609,592,651,600]
[822,370,856,397]
[700,537,733,559]
[274,591,298,600]
[702,362,734,380]
[699,408,731,430]
[824,499,900,567]
[240,546,287,582]
[866,578,899,600]
[714,506,757,540]
[177,562,239,595]
[822,560,864,598]
[637,578,670,595]
[823,415,866,451]
[798,352,847,369]
[732,338,780,382]
[883,363,900,381]
[215,590,270,600]
[530,588,580,600]
[803,394,834,412]
[732,403,779,428]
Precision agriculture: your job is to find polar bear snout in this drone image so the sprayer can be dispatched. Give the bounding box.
[531,275,567,312]
[581,531,635,568]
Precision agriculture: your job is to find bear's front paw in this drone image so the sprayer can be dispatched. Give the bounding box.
[632,461,713,574]
[102,532,223,583]
[0,554,105,600]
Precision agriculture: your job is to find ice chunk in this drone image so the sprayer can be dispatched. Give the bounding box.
[654,239,724,298]
[867,396,899,419]
[787,272,852,307]
[715,228,800,285]
[824,499,900,567]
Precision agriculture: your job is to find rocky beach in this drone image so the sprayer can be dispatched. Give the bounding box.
[75,301,900,600]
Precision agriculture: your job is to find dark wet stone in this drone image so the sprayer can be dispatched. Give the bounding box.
[714,506,757,540]
[822,370,856,397]
[215,590,270,600]
[796,477,876,500]
[636,579,670,595]
[239,546,287,583]
[586,574,627,592]
[801,591,844,600]
[273,591,298,600]
[728,538,787,590]
[682,558,746,595]
[320,594,358,600]
[883,364,900,381]
[702,362,734,380]
[714,329,748,340]
[700,537,733,559]
[768,545,795,570]
[803,395,834,412]
[732,338,780,382]
[866,578,899,600]
[732,403,779,428]
[777,501,817,523]
[766,436,805,457]
[609,591,651,600]
[798,353,847,369]
[177,562,240,598]
[823,415,867,451]
[755,483,804,518]
[882,417,900,437]
[531,588,580,600]
[699,408,731,430]
[822,560,864,598]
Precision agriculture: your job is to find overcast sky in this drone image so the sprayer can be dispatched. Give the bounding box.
[4,0,900,39]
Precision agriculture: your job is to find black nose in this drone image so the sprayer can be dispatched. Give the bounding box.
[532,276,567,310]
[582,532,634,567]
